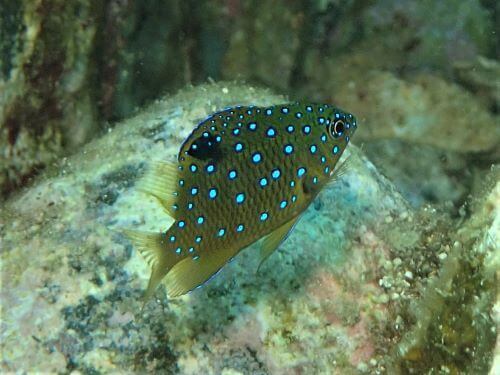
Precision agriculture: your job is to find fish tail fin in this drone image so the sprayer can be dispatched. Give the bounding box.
[122,229,178,303]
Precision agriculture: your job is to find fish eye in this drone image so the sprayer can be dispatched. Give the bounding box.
[328,120,345,138]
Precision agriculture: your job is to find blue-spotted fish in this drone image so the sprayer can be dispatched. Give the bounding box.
[126,103,357,299]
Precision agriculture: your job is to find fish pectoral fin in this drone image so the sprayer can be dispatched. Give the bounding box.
[123,229,177,303]
[257,216,300,273]
[328,155,351,185]
[165,246,238,297]
[137,161,179,218]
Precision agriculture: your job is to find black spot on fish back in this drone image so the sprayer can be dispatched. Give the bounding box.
[186,133,224,162]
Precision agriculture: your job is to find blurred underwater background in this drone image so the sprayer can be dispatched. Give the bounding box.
[0,0,499,373]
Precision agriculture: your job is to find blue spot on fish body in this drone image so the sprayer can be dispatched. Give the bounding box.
[235,193,245,204]
[266,127,276,137]
[252,152,262,164]
[208,188,218,199]
[235,142,244,152]
[284,144,294,155]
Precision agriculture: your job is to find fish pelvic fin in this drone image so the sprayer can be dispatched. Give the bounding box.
[123,229,179,304]
[137,161,179,218]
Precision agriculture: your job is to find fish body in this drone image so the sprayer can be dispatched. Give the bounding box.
[126,103,357,299]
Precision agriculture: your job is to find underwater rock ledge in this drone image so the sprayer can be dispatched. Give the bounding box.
[0,82,497,373]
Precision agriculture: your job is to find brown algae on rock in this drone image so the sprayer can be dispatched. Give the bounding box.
[0,83,497,373]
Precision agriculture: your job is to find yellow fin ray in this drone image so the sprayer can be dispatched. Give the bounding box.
[257,216,300,272]
[123,229,183,302]
[137,161,179,218]
[165,246,239,297]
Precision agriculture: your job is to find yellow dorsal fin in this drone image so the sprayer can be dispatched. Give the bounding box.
[137,161,179,218]
[123,229,185,303]
[164,245,240,297]
[257,216,300,272]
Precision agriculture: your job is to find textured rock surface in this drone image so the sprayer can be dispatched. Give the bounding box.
[1,83,497,373]
[0,0,98,197]
[0,0,199,197]
[363,140,469,208]
[303,70,500,153]
[2,0,496,199]
[453,55,500,111]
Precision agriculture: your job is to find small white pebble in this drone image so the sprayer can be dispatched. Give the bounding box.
[385,215,393,223]
[404,271,413,280]
[438,252,448,260]
[440,365,450,374]
[393,257,402,267]
[369,358,377,366]
[391,293,400,300]
[222,87,229,94]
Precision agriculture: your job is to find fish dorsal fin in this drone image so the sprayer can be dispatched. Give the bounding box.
[257,216,300,272]
[164,245,240,297]
[137,161,179,218]
[123,229,185,303]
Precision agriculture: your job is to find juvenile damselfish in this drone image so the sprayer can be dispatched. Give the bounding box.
[126,103,357,299]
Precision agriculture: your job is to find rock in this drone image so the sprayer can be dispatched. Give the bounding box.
[0,0,98,197]
[304,70,499,153]
[0,82,497,373]
[394,167,499,373]
[453,56,500,110]
[363,140,469,208]
[221,1,303,91]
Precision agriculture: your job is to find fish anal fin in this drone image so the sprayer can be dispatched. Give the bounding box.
[257,216,300,273]
[137,161,179,218]
[123,229,180,304]
[165,246,238,297]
